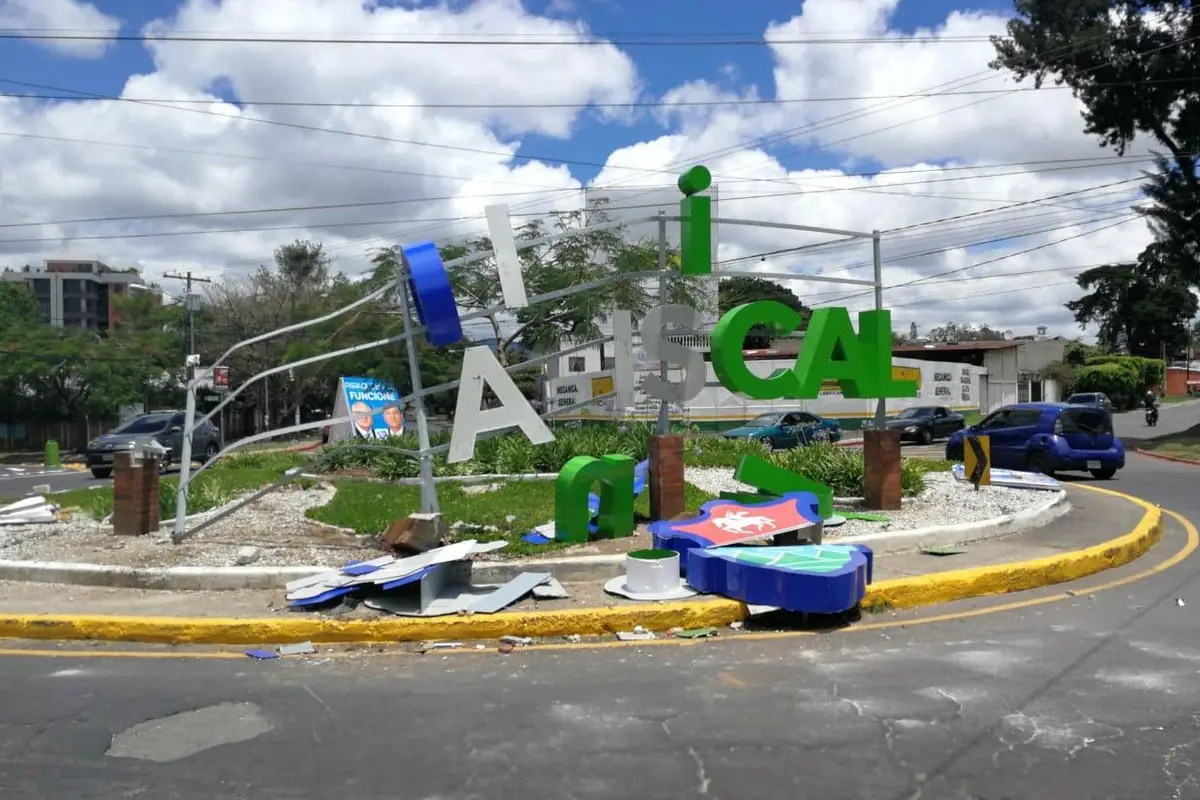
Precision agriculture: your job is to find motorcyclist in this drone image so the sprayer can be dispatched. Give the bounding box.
[1144,389,1159,410]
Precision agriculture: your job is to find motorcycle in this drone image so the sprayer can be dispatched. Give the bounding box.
[1146,405,1159,426]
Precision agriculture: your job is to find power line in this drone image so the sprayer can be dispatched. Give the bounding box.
[0,32,1004,46]
[812,216,1142,307]
[4,78,1192,109]
[0,160,1153,232]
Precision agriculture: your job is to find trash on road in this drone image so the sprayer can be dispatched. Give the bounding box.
[674,627,718,639]
[1177,597,1186,608]
[276,641,316,656]
[616,628,656,641]
[244,649,278,660]
[919,546,967,557]
[499,635,533,647]
[419,641,463,654]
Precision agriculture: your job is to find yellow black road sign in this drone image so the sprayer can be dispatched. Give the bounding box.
[964,434,990,488]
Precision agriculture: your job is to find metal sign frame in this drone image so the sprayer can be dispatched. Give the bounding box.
[171,200,889,543]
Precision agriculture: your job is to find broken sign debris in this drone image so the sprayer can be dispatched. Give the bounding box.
[0,495,59,526]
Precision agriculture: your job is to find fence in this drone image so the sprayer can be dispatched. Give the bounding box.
[0,418,113,452]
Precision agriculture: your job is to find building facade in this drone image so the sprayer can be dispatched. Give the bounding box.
[0,260,143,332]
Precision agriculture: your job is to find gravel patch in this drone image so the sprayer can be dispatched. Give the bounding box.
[0,485,379,569]
[684,467,1054,538]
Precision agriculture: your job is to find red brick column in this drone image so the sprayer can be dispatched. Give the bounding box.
[112,452,161,535]
[862,429,902,510]
[648,435,686,521]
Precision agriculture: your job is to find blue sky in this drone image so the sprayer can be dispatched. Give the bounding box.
[4,0,1018,185]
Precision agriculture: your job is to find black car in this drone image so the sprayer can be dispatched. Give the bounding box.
[1065,392,1113,412]
[85,411,222,479]
[879,405,966,444]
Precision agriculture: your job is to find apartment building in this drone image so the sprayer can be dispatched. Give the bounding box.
[0,259,144,332]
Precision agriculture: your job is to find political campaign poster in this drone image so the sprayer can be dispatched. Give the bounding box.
[328,376,405,444]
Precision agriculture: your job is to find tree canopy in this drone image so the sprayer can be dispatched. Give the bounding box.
[717,276,811,348]
[1064,259,1197,357]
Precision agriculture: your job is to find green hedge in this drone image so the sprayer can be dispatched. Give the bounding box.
[316,425,944,498]
[1081,355,1164,408]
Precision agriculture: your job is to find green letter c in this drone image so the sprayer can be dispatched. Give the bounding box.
[711,300,803,399]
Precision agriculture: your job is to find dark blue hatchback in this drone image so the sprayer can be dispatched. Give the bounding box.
[946,402,1125,479]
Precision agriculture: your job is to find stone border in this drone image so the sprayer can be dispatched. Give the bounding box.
[0,487,1069,591]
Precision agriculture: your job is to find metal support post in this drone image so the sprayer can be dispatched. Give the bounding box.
[871,230,887,429]
[656,211,670,435]
[173,374,196,541]
[399,280,439,514]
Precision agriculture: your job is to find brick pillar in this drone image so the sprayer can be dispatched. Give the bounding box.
[863,429,902,510]
[648,435,685,521]
[112,452,160,535]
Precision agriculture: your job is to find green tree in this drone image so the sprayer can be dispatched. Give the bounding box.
[991,1,1199,188]
[927,322,1007,343]
[718,276,811,348]
[1064,260,1196,357]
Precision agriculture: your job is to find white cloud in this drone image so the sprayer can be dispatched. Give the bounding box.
[0,0,1163,340]
[0,0,121,58]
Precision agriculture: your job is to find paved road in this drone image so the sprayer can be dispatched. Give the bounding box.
[0,453,1198,796]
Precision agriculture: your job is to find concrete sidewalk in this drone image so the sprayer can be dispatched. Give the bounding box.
[0,482,1147,623]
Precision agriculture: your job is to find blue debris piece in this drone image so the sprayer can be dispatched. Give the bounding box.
[245,649,279,660]
[378,564,440,592]
[341,561,382,576]
[522,532,553,545]
[586,458,651,518]
[288,585,356,607]
[685,543,874,615]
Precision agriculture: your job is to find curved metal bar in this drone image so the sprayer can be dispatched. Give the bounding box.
[714,269,877,288]
[198,278,402,390]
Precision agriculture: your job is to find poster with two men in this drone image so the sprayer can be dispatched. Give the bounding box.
[328,376,406,444]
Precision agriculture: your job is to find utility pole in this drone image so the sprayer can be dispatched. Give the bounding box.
[162,271,213,376]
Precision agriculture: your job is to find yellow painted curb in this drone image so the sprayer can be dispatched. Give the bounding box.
[0,484,1165,646]
[0,599,746,646]
[861,483,1163,611]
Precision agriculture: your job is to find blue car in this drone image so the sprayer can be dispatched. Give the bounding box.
[945,402,1124,479]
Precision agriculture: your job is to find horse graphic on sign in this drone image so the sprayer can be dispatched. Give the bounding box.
[710,511,777,535]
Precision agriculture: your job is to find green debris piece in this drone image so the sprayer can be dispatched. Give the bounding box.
[920,546,967,557]
[674,627,718,639]
[839,511,891,522]
[733,454,833,519]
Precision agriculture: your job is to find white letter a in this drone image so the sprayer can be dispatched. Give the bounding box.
[448,346,554,463]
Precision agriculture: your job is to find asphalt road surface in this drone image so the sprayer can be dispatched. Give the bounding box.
[1,436,1200,795]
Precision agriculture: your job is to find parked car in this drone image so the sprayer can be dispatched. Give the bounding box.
[723,411,841,451]
[85,411,222,479]
[874,405,966,444]
[1065,392,1113,412]
[945,402,1124,479]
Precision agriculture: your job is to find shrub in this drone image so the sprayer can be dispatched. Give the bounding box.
[314,425,936,497]
[1082,355,1165,407]
[1074,362,1141,408]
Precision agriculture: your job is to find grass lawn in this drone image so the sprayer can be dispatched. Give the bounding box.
[306,478,718,556]
[46,451,310,521]
[1141,423,1200,462]
[961,411,982,426]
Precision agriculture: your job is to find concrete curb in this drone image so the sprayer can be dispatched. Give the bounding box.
[0,485,1161,645]
[0,490,1071,590]
[1134,448,1200,466]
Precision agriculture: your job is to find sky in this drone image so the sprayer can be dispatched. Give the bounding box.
[0,0,1165,341]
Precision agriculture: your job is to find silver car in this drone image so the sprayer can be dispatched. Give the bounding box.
[85,411,221,479]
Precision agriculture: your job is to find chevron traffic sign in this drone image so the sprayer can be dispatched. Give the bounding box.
[964,434,991,489]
